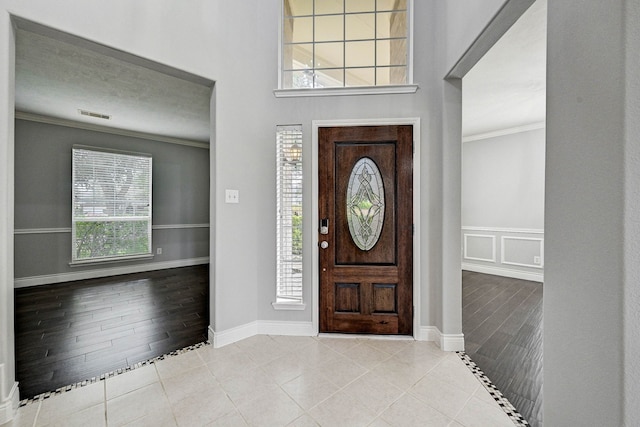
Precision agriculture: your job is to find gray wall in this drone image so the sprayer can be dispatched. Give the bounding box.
[14,119,209,281]
[545,0,628,424]
[624,0,640,423]
[462,128,545,229]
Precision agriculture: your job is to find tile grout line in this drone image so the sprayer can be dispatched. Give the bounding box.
[457,351,529,426]
[18,341,210,408]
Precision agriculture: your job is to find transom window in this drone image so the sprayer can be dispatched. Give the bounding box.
[72,147,152,263]
[282,0,409,89]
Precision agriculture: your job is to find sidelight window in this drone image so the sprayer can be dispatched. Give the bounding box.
[276,125,304,306]
[72,146,152,263]
[281,0,411,89]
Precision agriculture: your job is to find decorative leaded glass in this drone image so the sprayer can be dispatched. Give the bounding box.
[346,157,385,250]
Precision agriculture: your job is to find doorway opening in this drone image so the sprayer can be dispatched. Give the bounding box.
[9,17,215,400]
[458,0,546,425]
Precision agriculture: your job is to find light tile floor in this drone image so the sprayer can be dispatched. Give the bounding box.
[3,336,517,427]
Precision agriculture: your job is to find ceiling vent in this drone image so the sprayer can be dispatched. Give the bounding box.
[78,109,111,120]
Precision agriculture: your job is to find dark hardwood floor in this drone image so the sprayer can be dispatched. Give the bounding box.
[14,265,209,399]
[462,270,543,427]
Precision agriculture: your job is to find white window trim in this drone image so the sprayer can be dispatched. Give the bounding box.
[71,146,153,264]
[274,83,418,98]
[276,0,417,96]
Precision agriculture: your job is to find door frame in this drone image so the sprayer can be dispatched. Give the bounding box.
[311,118,421,337]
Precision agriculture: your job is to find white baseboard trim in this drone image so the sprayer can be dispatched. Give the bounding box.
[212,322,258,348]
[257,321,315,337]
[418,326,465,352]
[440,333,466,352]
[0,363,19,425]
[417,326,441,342]
[212,320,316,348]
[462,263,543,282]
[14,257,210,288]
[212,322,463,352]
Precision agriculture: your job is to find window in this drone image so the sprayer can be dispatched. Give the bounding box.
[276,126,303,305]
[282,0,410,89]
[72,147,152,263]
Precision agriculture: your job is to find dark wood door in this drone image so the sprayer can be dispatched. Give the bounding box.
[319,125,413,335]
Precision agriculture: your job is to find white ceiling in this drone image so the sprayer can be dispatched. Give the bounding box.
[15,25,212,143]
[462,0,547,138]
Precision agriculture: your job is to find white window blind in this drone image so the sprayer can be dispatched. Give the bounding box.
[72,147,152,262]
[276,125,303,303]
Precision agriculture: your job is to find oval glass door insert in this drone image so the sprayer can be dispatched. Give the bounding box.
[346,157,385,251]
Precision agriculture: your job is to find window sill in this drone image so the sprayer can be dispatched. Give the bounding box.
[272,301,307,311]
[273,84,419,98]
[69,254,154,267]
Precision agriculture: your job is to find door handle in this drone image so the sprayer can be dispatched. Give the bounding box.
[320,241,329,249]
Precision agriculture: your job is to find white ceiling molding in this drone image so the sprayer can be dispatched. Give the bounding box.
[16,111,210,150]
[462,121,545,143]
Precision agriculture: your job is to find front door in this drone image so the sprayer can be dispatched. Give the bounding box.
[319,125,413,335]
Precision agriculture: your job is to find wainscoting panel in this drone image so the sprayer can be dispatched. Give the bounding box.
[463,234,496,263]
[501,236,544,268]
[462,227,544,282]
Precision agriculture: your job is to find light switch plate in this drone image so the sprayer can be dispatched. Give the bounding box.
[225,189,239,203]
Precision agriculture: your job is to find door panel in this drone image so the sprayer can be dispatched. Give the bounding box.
[319,125,413,335]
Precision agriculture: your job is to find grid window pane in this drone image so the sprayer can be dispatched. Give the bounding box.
[276,125,303,303]
[346,0,376,13]
[283,70,315,88]
[286,0,313,16]
[315,15,344,42]
[377,0,406,11]
[315,0,343,15]
[346,67,375,86]
[376,65,406,85]
[376,38,407,66]
[316,42,344,68]
[376,11,406,38]
[288,43,314,69]
[315,68,345,87]
[285,17,314,43]
[345,40,375,67]
[346,13,375,40]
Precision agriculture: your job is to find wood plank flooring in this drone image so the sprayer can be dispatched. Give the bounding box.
[462,270,543,427]
[14,265,209,399]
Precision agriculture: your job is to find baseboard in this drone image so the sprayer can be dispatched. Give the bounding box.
[212,321,463,351]
[256,321,315,337]
[0,363,18,425]
[440,333,465,352]
[212,320,316,348]
[462,263,543,282]
[418,326,465,352]
[417,326,441,342]
[212,322,258,348]
[14,257,210,288]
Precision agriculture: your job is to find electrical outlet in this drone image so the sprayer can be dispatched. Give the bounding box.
[157,247,162,255]
[533,256,541,265]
